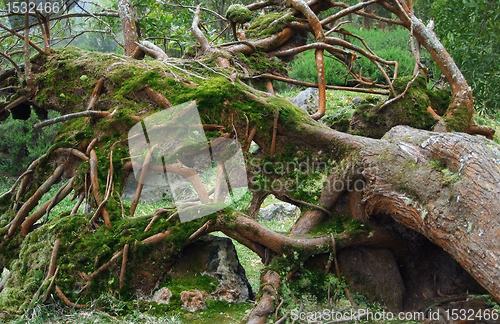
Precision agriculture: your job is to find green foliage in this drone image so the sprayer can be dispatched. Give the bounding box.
[0,110,61,175]
[288,27,417,86]
[432,0,500,112]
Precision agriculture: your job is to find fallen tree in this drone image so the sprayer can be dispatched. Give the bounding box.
[0,0,499,322]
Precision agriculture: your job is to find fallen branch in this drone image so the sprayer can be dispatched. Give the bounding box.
[248,74,389,95]
[134,41,168,60]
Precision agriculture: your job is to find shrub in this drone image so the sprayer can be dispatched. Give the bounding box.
[0,110,61,175]
[287,26,421,86]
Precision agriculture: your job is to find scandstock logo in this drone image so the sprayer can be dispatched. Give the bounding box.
[127,101,248,223]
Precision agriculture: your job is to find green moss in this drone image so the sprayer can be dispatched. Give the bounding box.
[246,12,297,39]
[236,52,287,76]
[349,75,445,138]
[444,103,471,132]
[0,226,56,314]
[426,89,451,116]
[226,4,252,24]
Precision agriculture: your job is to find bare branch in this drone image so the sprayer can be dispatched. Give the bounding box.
[191,5,211,52]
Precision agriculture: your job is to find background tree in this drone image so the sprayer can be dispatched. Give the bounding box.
[431,0,500,113]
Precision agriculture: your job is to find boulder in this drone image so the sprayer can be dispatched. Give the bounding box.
[168,235,254,303]
[258,202,300,221]
[289,88,319,115]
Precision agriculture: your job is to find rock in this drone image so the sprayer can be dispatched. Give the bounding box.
[169,235,254,303]
[258,202,300,221]
[352,97,364,105]
[337,247,405,312]
[151,287,172,304]
[180,290,206,312]
[289,88,319,115]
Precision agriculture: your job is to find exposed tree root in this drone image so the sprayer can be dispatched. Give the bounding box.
[34,109,116,129]
[86,77,104,112]
[142,230,172,245]
[41,265,59,303]
[119,244,129,289]
[270,110,280,156]
[89,149,111,227]
[55,286,87,309]
[247,270,280,324]
[54,148,89,161]
[22,178,75,236]
[71,194,84,215]
[245,126,257,152]
[466,124,495,139]
[134,41,168,60]
[144,87,172,108]
[130,144,157,217]
[7,164,65,238]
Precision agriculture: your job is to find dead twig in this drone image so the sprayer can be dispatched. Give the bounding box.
[270,110,280,156]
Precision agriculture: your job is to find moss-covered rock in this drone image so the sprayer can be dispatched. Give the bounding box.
[340,76,452,138]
